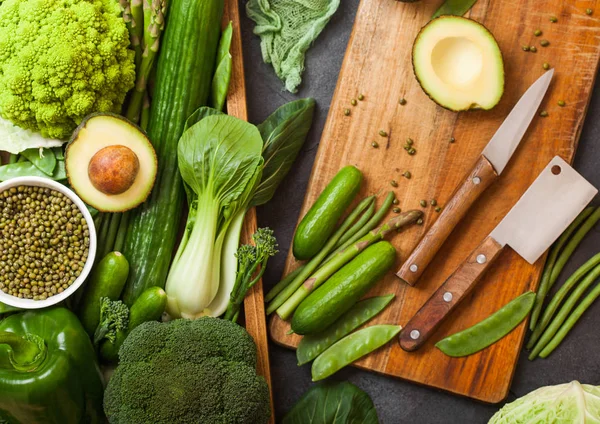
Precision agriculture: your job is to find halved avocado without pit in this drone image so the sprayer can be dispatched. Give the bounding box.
[412,16,504,111]
[66,114,157,212]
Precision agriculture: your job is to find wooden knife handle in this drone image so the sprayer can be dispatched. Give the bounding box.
[399,236,504,352]
[396,155,498,286]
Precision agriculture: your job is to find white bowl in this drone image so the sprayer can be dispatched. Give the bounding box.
[0,177,97,309]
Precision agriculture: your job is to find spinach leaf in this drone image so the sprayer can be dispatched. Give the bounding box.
[211,22,233,112]
[251,98,315,206]
[432,0,478,19]
[21,147,56,176]
[282,381,379,424]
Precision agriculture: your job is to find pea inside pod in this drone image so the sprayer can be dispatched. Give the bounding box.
[435,291,535,357]
[297,294,395,365]
[311,324,401,381]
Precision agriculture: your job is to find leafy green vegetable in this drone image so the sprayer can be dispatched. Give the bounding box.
[432,0,478,19]
[0,160,66,181]
[20,148,56,176]
[224,228,278,322]
[489,381,600,423]
[252,98,316,206]
[282,381,379,424]
[211,22,233,111]
[0,116,63,154]
[165,115,264,319]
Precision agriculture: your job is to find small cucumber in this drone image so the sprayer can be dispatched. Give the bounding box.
[78,252,130,336]
[293,166,363,260]
[292,241,396,335]
[100,287,167,362]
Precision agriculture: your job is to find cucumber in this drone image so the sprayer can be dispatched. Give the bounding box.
[121,0,225,305]
[78,252,130,336]
[100,287,167,362]
[293,166,363,260]
[291,241,396,335]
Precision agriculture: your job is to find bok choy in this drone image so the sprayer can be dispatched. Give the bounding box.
[165,115,264,319]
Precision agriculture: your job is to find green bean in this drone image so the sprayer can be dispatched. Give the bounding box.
[324,191,395,263]
[436,292,535,357]
[528,252,600,349]
[539,279,600,358]
[335,201,375,248]
[267,197,374,315]
[530,207,595,330]
[265,266,305,303]
[529,263,600,359]
[297,294,394,365]
[311,324,401,381]
[21,148,56,176]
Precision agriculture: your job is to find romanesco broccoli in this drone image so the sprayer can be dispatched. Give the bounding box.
[0,0,136,140]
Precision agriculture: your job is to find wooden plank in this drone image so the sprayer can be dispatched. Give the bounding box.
[223,1,275,422]
[270,0,600,403]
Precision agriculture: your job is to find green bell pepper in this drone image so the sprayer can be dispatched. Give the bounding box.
[0,307,104,424]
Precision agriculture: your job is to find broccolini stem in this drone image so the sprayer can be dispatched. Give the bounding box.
[126,0,167,123]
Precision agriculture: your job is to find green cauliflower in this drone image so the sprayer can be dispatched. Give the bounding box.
[0,0,136,140]
[104,317,272,424]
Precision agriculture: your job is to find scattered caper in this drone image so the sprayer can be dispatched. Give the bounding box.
[586,8,593,15]
[534,29,542,36]
[393,207,401,213]
[550,16,558,23]
[406,138,414,146]
[358,94,365,101]
[344,108,351,116]
[403,171,412,179]
[408,148,416,155]
[379,130,388,137]
[540,39,550,47]
[435,206,442,213]
[540,110,549,117]
[450,137,456,143]
[522,45,530,52]
[399,98,407,105]
[417,218,424,225]
[420,200,427,207]
[392,199,399,205]
[543,62,550,70]
[430,199,437,206]
[391,180,398,188]
[371,141,379,148]
[558,100,566,107]
[530,46,538,53]
[351,99,358,106]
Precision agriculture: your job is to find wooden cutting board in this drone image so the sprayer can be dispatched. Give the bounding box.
[269,0,600,403]
[223,1,274,421]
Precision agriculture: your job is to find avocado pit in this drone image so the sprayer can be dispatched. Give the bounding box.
[88,145,140,195]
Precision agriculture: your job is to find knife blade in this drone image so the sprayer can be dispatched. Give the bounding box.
[397,70,555,286]
[399,156,597,352]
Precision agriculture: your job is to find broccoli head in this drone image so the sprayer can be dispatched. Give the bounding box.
[0,0,136,139]
[104,317,272,424]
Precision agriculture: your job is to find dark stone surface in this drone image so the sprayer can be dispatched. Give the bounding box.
[240,1,600,422]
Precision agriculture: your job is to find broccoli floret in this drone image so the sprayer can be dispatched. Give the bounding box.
[0,0,136,140]
[93,297,129,346]
[104,317,271,424]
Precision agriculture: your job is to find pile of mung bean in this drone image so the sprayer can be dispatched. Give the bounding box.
[0,186,89,300]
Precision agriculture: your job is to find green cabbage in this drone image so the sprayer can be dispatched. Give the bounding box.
[489,381,600,423]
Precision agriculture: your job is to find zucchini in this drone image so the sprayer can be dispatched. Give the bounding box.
[78,252,130,336]
[293,166,363,260]
[121,0,225,305]
[100,287,167,362]
[291,241,396,335]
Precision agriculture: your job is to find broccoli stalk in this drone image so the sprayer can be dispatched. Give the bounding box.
[125,0,167,123]
[93,297,129,346]
[224,228,278,322]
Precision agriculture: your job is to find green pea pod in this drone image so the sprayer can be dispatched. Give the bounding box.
[21,148,56,176]
[436,292,535,357]
[53,147,65,160]
[432,0,478,19]
[0,160,66,181]
[311,324,401,381]
[297,294,394,365]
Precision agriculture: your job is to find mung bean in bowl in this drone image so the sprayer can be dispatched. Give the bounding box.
[0,177,97,309]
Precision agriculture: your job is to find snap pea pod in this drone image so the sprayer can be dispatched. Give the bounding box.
[528,252,600,349]
[53,147,64,160]
[436,292,535,357]
[530,207,595,330]
[529,263,600,360]
[297,294,395,365]
[311,324,401,381]
[539,279,600,358]
[0,160,66,181]
[21,148,56,176]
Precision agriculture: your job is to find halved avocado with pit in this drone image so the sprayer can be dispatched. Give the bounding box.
[412,16,504,111]
[65,114,157,212]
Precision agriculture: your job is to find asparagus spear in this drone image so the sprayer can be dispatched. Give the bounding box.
[126,0,168,123]
[276,211,423,320]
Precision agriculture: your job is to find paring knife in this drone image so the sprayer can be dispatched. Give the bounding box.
[396,70,555,286]
[399,156,597,352]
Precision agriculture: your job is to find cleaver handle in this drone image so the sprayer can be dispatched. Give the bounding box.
[399,236,504,352]
[396,155,498,286]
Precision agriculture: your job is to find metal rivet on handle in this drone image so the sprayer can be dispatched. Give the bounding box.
[476,254,487,264]
[443,292,453,302]
[409,264,418,273]
[410,330,420,340]
[472,177,481,185]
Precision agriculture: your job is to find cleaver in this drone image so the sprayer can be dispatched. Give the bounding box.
[399,156,597,352]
